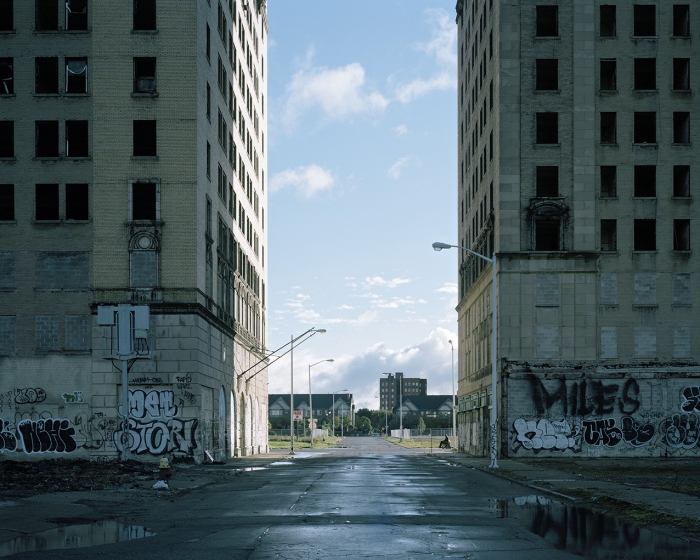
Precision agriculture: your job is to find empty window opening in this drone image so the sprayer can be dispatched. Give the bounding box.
[674,220,691,251]
[600,59,617,90]
[65,0,87,30]
[133,0,156,30]
[133,120,156,156]
[536,166,558,197]
[673,58,690,90]
[35,121,58,157]
[132,182,156,220]
[35,0,57,31]
[65,184,88,220]
[536,112,558,144]
[600,166,617,197]
[65,58,87,93]
[673,165,690,197]
[133,57,156,92]
[633,5,656,36]
[535,219,560,251]
[601,220,617,251]
[674,112,690,143]
[634,165,656,197]
[0,121,13,157]
[65,120,88,157]
[35,57,58,94]
[634,58,656,90]
[0,184,13,221]
[673,5,690,37]
[600,112,617,143]
[536,59,558,90]
[0,1,13,31]
[634,112,656,144]
[600,5,616,37]
[35,184,59,220]
[634,219,656,251]
[536,6,558,37]
[0,58,12,94]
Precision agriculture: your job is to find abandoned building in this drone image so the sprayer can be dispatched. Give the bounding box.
[456,1,700,458]
[0,0,269,461]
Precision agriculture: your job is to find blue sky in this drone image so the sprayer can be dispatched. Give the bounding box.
[266,1,458,409]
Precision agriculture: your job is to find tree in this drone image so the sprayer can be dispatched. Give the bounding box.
[356,416,372,434]
[417,416,426,435]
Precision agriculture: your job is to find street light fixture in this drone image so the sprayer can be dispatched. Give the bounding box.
[448,339,456,442]
[433,241,498,469]
[331,389,349,437]
[309,358,334,448]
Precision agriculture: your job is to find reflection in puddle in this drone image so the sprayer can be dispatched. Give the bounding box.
[496,495,696,559]
[269,461,294,466]
[0,520,155,557]
[232,467,267,472]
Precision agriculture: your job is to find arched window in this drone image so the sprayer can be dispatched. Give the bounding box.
[528,199,569,251]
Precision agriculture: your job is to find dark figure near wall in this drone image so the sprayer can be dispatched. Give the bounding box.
[439,436,451,449]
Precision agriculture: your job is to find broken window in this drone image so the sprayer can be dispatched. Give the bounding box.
[674,112,690,143]
[536,112,558,144]
[673,5,690,37]
[133,57,156,93]
[132,182,156,220]
[206,82,211,120]
[600,5,616,37]
[674,220,691,251]
[536,6,558,37]
[634,112,656,144]
[673,165,690,197]
[535,219,560,251]
[65,120,88,157]
[65,183,88,220]
[206,141,211,178]
[535,59,558,90]
[600,59,617,90]
[634,58,656,90]
[65,0,87,31]
[65,58,87,93]
[600,112,617,143]
[600,166,617,197]
[601,220,617,251]
[35,184,59,220]
[0,58,12,94]
[673,58,690,90]
[0,121,12,157]
[35,121,58,157]
[633,5,656,36]
[133,0,156,30]
[634,165,656,197]
[536,166,558,197]
[0,1,13,31]
[35,0,57,31]
[634,219,656,251]
[35,57,58,94]
[133,120,156,156]
[0,184,13,221]
[206,23,211,62]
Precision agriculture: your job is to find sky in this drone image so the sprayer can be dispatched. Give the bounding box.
[266,1,459,410]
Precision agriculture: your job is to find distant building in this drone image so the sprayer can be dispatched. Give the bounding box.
[393,396,453,419]
[268,394,355,427]
[379,373,427,411]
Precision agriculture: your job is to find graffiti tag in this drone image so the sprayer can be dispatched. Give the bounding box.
[14,388,47,405]
[0,419,17,452]
[62,391,84,404]
[114,418,198,456]
[17,418,77,454]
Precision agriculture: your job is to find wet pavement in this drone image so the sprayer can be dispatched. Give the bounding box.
[0,437,698,558]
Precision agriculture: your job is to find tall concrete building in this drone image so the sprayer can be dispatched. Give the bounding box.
[379,372,427,411]
[0,0,268,461]
[456,1,700,458]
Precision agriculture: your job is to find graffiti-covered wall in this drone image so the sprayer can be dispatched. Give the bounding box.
[505,363,700,457]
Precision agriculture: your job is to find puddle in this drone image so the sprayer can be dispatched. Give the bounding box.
[0,520,155,557]
[495,495,697,559]
[232,467,267,472]
[269,461,294,466]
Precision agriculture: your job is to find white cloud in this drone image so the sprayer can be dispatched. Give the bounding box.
[362,276,411,289]
[371,297,416,309]
[270,165,335,198]
[394,124,408,137]
[283,62,388,123]
[337,305,355,310]
[436,282,458,294]
[395,72,454,104]
[388,156,412,180]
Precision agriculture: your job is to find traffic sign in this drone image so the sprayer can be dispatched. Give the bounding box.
[292,411,303,422]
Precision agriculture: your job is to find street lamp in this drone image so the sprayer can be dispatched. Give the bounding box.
[290,328,327,455]
[448,339,456,442]
[433,241,498,469]
[331,389,348,437]
[309,358,334,448]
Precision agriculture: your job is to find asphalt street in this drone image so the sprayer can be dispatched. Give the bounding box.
[2,437,695,559]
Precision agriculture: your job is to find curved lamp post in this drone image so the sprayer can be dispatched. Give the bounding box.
[433,241,498,469]
[448,339,456,441]
[308,358,334,448]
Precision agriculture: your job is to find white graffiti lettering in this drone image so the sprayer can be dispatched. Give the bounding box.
[113,418,198,456]
[512,418,580,452]
[118,390,179,420]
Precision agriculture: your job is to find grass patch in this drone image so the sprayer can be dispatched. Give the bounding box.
[386,437,450,449]
[268,436,342,450]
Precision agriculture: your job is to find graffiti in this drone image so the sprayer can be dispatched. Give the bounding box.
[182,391,196,405]
[659,413,700,451]
[583,419,622,447]
[681,387,700,412]
[14,388,47,405]
[620,417,655,447]
[0,419,17,452]
[62,391,84,404]
[641,382,674,412]
[114,418,198,456]
[0,390,15,414]
[512,418,581,452]
[131,376,163,385]
[73,412,117,451]
[527,376,640,417]
[17,418,77,454]
[119,389,178,420]
[175,374,192,390]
